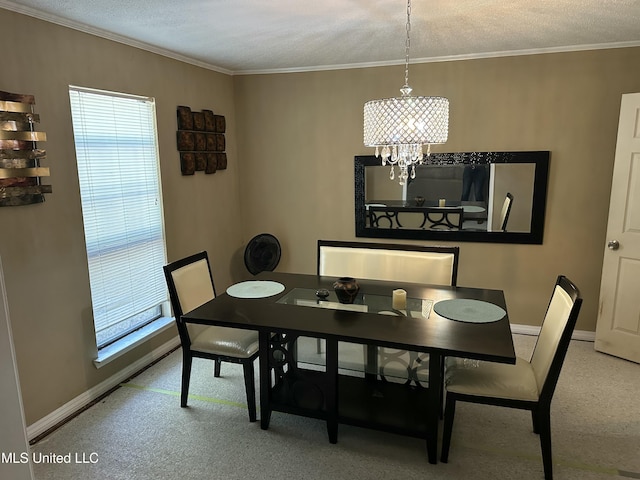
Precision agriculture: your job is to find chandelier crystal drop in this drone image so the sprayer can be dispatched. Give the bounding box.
[363,0,449,185]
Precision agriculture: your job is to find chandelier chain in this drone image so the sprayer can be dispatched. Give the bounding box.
[404,0,411,88]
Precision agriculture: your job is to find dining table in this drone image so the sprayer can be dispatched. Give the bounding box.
[366,200,487,230]
[182,271,516,464]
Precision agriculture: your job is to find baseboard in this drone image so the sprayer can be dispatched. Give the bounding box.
[27,335,180,442]
[511,323,595,342]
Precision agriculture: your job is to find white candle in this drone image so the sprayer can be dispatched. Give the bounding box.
[438,198,446,207]
[392,289,407,310]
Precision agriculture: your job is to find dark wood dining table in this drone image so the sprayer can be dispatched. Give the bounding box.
[366,200,487,230]
[182,271,516,464]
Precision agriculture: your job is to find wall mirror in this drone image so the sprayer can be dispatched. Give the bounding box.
[355,151,550,244]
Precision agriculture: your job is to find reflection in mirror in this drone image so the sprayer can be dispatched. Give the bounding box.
[355,152,549,244]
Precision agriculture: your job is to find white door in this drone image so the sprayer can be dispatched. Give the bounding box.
[595,93,640,364]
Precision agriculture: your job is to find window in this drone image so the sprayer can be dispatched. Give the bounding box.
[69,86,168,349]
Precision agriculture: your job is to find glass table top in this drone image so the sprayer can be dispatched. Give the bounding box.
[277,288,434,383]
[276,288,433,319]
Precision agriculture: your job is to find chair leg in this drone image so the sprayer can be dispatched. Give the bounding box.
[242,359,257,422]
[316,338,322,354]
[440,393,457,463]
[440,358,445,418]
[531,409,539,434]
[214,359,221,377]
[181,351,193,408]
[537,408,553,480]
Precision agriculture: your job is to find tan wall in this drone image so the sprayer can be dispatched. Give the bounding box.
[0,10,245,424]
[234,48,640,334]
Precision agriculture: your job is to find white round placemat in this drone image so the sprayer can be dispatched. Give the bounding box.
[433,299,506,323]
[226,280,285,299]
[462,205,486,213]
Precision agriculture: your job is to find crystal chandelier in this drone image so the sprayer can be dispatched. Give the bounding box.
[363,0,449,185]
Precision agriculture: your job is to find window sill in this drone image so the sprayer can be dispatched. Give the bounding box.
[94,316,175,368]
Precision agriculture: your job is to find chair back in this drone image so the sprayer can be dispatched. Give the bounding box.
[530,275,582,401]
[163,251,216,342]
[500,192,514,231]
[317,240,459,286]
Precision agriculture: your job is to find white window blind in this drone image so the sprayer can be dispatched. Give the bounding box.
[69,86,167,348]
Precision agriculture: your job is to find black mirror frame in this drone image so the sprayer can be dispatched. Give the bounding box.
[355,151,550,244]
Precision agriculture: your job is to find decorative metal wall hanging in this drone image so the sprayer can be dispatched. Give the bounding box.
[176,106,227,175]
[0,91,51,206]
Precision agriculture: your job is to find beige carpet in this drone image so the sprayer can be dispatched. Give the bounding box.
[31,335,640,480]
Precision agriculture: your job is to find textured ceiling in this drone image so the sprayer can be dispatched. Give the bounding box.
[2,0,639,74]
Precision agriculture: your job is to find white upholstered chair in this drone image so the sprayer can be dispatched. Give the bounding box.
[316,240,459,386]
[441,275,582,480]
[317,241,459,286]
[163,251,259,422]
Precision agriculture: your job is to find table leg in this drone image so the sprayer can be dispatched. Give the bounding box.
[426,353,441,464]
[259,330,272,430]
[326,337,339,444]
[364,344,378,382]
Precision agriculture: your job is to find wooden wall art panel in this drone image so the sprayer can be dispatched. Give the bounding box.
[0,91,51,206]
[176,106,227,176]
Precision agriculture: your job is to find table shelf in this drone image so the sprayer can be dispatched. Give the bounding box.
[269,366,431,439]
[269,368,331,420]
[338,375,430,438]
